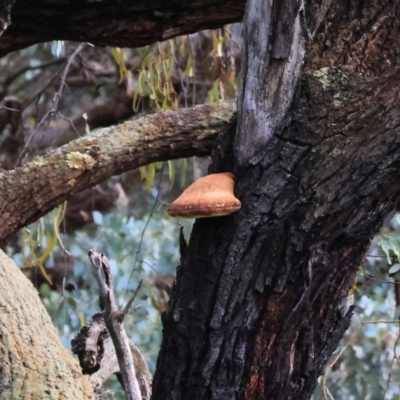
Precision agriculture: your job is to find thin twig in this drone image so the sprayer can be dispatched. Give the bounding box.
[21,63,65,112]
[322,344,348,400]
[3,58,67,89]
[0,106,21,113]
[53,43,85,112]
[124,164,164,302]
[362,319,400,325]
[384,322,400,400]
[122,280,143,318]
[322,323,362,399]
[17,44,85,164]
[55,111,81,138]
[222,26,242,50]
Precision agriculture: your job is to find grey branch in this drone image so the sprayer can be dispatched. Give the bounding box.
[87,249,144,400]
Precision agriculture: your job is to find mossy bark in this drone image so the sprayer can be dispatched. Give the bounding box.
[0,101,235,247]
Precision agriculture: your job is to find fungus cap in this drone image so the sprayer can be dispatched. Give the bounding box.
[167,172,241,218]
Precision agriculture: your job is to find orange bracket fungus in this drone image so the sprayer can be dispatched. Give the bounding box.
[167,172,241,218]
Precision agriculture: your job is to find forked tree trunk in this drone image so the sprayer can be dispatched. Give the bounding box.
[152,0,400,399]
[1,0,399,399]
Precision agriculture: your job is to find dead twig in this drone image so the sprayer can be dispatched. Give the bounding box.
[88,249,143,400]
[17,44,85,164]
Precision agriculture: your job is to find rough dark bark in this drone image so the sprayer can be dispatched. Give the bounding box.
[0,0,399,399]
[0,0,15,37]
[0,0,245,57]
[152,0,400,399]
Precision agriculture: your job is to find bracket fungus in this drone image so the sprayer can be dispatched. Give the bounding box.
[167,172,241,218]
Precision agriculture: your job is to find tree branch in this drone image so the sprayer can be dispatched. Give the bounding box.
[87,249,143,400]
[0,100,236,246]
[0,0,245,57]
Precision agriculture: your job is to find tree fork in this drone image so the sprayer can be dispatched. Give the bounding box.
[152,0,400,399]
[153,68,400,400]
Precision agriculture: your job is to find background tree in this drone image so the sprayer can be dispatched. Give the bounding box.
[2,0,400,399]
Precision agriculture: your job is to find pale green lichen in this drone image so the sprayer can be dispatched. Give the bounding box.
[32,157,47,166]
[66,152,95,169]
[333,92,342,106]
[331,147,342,157]
[313,67,331,90]
[87,127,106,138]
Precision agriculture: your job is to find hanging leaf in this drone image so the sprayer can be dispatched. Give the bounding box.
[78,313,86,327]
[53,201,72,256]
[67,297,77,311]
[388,263,400,275]
[168,160,175,185]
[180,158,188,188]
[111,47,131,83]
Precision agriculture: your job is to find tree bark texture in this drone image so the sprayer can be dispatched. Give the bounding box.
[0,0,15,37]
[0,249,94,399]
[152,1,400,399]
[236,0,308,164]
[0,100,235,247]
[0,0,399,399]
[0,0,245,57]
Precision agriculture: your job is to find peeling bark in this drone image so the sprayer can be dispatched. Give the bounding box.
[235,0,308,164]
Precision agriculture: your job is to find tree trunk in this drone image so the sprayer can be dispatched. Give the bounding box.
[0,249,94,399]
[0,0,399,399]
[152,0,400,399]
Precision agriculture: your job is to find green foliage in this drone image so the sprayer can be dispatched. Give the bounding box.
[314,213,400,400]
[111,48,131,84]
[132,41,179,112]
[112,27,241,191]
[139,158,192,191]
[377,226,400,265]
[14,191,193,374]
[19,202,68,285]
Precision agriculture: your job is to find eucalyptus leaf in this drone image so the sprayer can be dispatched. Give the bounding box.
[67,297,77,310]
[388,263,400,275]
